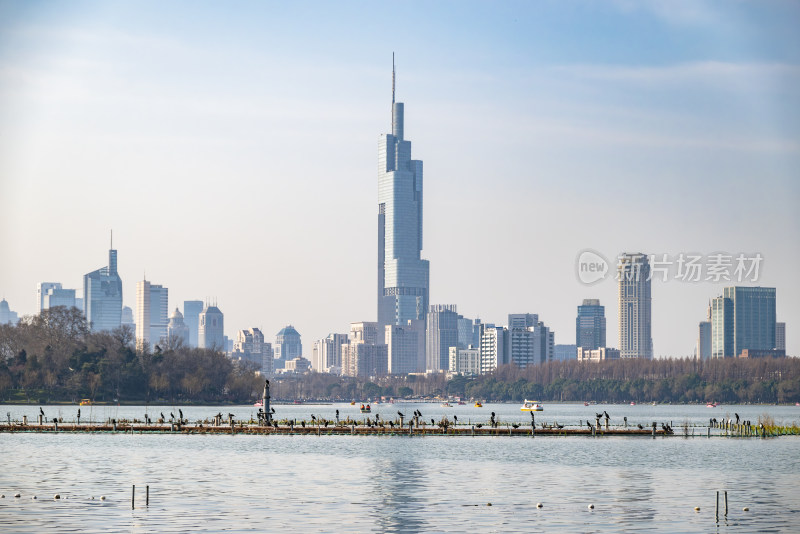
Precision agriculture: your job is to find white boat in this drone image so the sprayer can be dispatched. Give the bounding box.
[520,400,543,411]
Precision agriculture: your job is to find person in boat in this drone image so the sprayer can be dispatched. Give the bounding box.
[366,404,370,410]
[360,404,364,410]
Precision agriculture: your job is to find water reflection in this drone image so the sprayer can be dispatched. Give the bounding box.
[369,456,429,533]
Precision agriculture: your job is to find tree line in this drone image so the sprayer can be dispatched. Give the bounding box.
[1,306,797,404]
[0,307,261,403]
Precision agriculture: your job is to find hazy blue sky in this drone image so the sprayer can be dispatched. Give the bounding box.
[1,1,798,357]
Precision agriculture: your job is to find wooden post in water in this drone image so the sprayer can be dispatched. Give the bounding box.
[23,415,28,426]
[54,420,58,432]
[146,485,149,506]
[652,422,656,439]
[132,485,135,509]
[38,414,43,426]
[471,425,475,437]
[715,491,719,522]
[724,490,728,517]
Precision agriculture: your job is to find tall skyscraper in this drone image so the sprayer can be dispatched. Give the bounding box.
[712,286,777,358]
[377,58,430,335]
[507,314,553,367]
[387,319,425,374]
[342,322,388,378]
[135,279,168,349]
[617,253,653,359]
[135,280,151,349]
[198,303,224,350]
[576,299,606,350]
[83,237,122,332]
[311,333,348,374]
[183,300,203,347]
[697,301,712,359]
[274,325,302,366]
[426,305,458,372]
[232,328,273,374]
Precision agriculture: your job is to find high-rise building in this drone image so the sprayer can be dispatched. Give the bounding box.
[135,279,168,349]
[377,59,430,335]
[275,325,302,366]
[711,286,777,358]
[37,282,62,313]
[457,316,478,349]
[121,306,134,327]
[311,333,348,374]
[183,300,203,347]
[232,328,273,374]
[577,347,620,362]
[166,308,190,347]
[0,298,19,325]
[776,322,786,351]
[617,253,653,359]
[576,299,606,350]
[507,314,553,367]
[697,302,712,359]
[479,323,507,375]
[198,304,224,350]
[426,305,458,372]
[42,287,77,311]
[83,239,122,332]
[342,322,388,378]
[387,319,425,374]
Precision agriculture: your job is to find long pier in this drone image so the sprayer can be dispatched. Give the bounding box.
[0,421,674,437]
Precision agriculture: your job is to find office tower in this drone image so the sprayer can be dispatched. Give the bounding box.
[149,284,168,344]
[387,319,425,374]
[377,59,430,335]
[42,287,77,311]
[449,346,480,375]
[74,297,84,313]
[183,300,203,347]
[342,322,388,378]
[275,325,302,366]
[166,308,190,347]
[457,316,477,349]
[711,295,734,358]
[311,333,348,374]
[697,301,712,359]
[507,314,553,367]
[554,344,578,362]
[37,282,61,312]
[83,238,122,332]
[576,299,606,350]
[0,298,19,325]
[479,323,507,375]
[135,280,151,348]
[713,286,776,357]
[232,328,273,374]
[198,303,224,350]
[617,253,653,359]
[776,322,786,351]
[426,305,458,372]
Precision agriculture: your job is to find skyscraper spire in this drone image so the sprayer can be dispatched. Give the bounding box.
[391,52,395,128]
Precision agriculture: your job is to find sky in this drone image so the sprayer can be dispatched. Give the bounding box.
[1,0,798,357]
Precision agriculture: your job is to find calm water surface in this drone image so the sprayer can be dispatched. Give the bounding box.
[2,403,799,533]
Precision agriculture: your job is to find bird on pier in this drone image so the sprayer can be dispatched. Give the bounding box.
[301,421,306,428]
[160,412,165,421]
[40,407,44,416]
[453,415,458,424]
[586,421,593,430]
[637,424,644,430]
[311,414,316,421]
[512,423,519,429]
[476,423,483,428]
[431,418,435,425]
[397,411,405,419]
[604,411,610,420]
[555,422,564,429]
[595,412,604,420]
[375,414,380,421]
[170,412,175,421]
[179,409,183,421]
[77,409,81,418]
[735,413,740,424]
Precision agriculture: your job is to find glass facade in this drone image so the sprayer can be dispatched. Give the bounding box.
[377,79,430,334]
[576,299,606,350]
[83,248,122,332]
[723,286,776,357]
[183,300,203,347]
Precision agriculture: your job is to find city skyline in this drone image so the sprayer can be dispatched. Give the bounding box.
[1,2,798,357]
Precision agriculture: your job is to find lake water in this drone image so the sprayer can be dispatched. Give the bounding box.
[2,403,799,532]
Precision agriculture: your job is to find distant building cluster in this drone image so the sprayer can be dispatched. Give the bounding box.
[3,65,789,383]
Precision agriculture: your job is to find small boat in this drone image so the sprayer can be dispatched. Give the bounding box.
[584,402,589,406]
[79,399,92,406]
[350,401,356,405]
[520,400,543,411]
[474,402,483,408]
[630,402,636,406]
[441,402,452,407]
[253,400,263,407]
[360,404,371,413]
[706,402,718,408]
